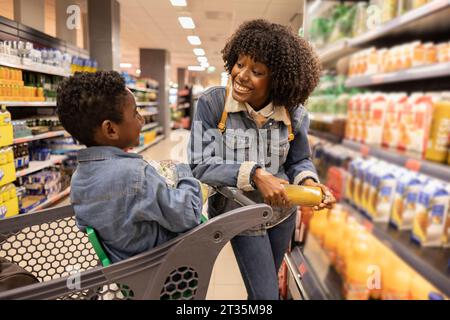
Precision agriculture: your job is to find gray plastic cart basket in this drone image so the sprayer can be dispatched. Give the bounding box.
[0,187,272,300]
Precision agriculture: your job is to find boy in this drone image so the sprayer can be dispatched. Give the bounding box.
[56,71,203,263]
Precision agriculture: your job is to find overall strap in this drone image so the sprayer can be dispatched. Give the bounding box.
[217,83,294,142]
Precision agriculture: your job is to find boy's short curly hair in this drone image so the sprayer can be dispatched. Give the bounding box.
[56,71,128,147]
[222,19,322,109]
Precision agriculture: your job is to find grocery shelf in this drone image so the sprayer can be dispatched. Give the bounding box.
[0,59,70,77]
[16,155,68,178]
[127,85,158,94]
[309,113,347,124]
[29,187,71,213]
[0,101,56,107]
[130,134,165,154]
[348,0,450,47]
[342,202,450,297]
[316,0,450,66]
[13,130,66,144]
[342,139,450,182]
[345,62,450,88]
[139,107,158,117]
[141,122,159,132]
[308,129,343,144]
[285,245,344,300]
[136,101,158,107]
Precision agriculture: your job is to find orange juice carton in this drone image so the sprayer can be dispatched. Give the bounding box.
[370,164,402,223]
[412,41,425,67]
[425,96,450,163]
[412,181,450,247]
[360,94,372,144]
[390,172,424,230]
[354,159,377,209]
[382,93,407,148]
[441,184,450,248]
[366,93,388,145]
[403,93,433,154]
[361,160,381,214]
[345,95,358,140]
[345,158,364,203]
[354,94,365,142]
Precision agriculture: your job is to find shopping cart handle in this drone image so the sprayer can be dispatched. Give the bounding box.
[215,186,256,207]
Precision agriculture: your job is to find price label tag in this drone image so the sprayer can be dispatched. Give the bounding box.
[363,219,374,232]
[405,158,422,172]
[298,262,308,277]
[360,145,370,157]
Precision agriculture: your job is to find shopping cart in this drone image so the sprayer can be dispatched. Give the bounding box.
[0,187,272,300]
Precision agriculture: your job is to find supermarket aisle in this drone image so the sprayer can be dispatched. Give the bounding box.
[141,130,247,300]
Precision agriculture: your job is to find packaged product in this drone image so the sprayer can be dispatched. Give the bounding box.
[308,208,329,245]
[382,258,412,300]
[354,159,377,208]
[361,160,381,214]
[335,216,360,275]
[323,207,347,264]
[283,185,324,207]
[345,158,363,203]
[398,93,433,154]
[410,273,440,300]
[382,93,407,148]
[412,181,450,247]
[368,164,400,222]
[425,98,450,163]
[344,230,374,300]
[390,172,423,229]
[366,93,388,145]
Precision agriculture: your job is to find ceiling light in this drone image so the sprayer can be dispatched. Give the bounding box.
[187,36,201,45]
[178,17,195,29]
[120,63,132,68]
[197,56,208,63]
[170,0,187,6]
[188,66,205,71]
[193,48,205,56]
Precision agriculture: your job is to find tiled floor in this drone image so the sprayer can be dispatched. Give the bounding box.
[141,130,247,300]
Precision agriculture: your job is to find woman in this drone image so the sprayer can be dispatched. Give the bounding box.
[189,19,336,300]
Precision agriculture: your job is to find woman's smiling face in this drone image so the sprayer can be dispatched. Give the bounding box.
[231,54,271,110]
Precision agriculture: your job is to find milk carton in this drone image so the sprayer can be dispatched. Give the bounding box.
[412,181,450,247]
[390,172,423,230]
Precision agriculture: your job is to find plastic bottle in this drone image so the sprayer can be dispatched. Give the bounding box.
[308,208,329,245]
[382,258,412,300]
[410,273,437,300]
[335,216,359,275]
[283,185,324,207]
[344,230,374,300]
[5,147,14,164]
[425,99,450,163]
[323,207,347,265]
[1,104,11,125]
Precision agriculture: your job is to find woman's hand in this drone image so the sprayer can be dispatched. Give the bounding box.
[253,168,292,208]
[302,178,336,210]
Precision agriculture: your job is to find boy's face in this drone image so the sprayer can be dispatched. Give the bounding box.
[115,89,144,149]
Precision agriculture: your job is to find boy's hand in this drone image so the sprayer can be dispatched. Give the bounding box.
[253,168,292,208]
[302,178,336,210]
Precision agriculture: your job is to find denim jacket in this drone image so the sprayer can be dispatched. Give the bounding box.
[188,86,319,236]
[71,146,203,263]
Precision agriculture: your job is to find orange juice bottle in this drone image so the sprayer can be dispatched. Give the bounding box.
[410,273,438,300]
[335,216,360,275]
[382,257,412,300]
[323,207,347,265]
[425,99,450,163]
[344,230,373,300]
[308,208,329,245]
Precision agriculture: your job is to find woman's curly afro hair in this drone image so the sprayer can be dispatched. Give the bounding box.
[56,71,128,147]
[222,19,321,109]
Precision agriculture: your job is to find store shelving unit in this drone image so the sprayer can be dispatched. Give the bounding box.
[342,202,450,297]
[13,130,66,144]
[0,59,71,77]
[141,122,160,132]
[136,101,158,107]
[342,139,450,181]
[16,155,68,178]
[130,134,165,154]
[345,61,450,88]
[317,0,450,67]
[29,186,71,213]
[128,84,158,93]
[0,101,57,107]
[309,113,347,124]
[308,129,343,144]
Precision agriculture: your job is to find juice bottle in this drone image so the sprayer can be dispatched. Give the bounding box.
[382,258,412,300]
[283,185,324,207]
[335,216,359,275]
[1,104,11,125]
[344,230,373,300]
[308,208,329,245]
[323,207,347,264]
[425,99,450,163]
[410,273,437,300]
[5,147,14,164]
